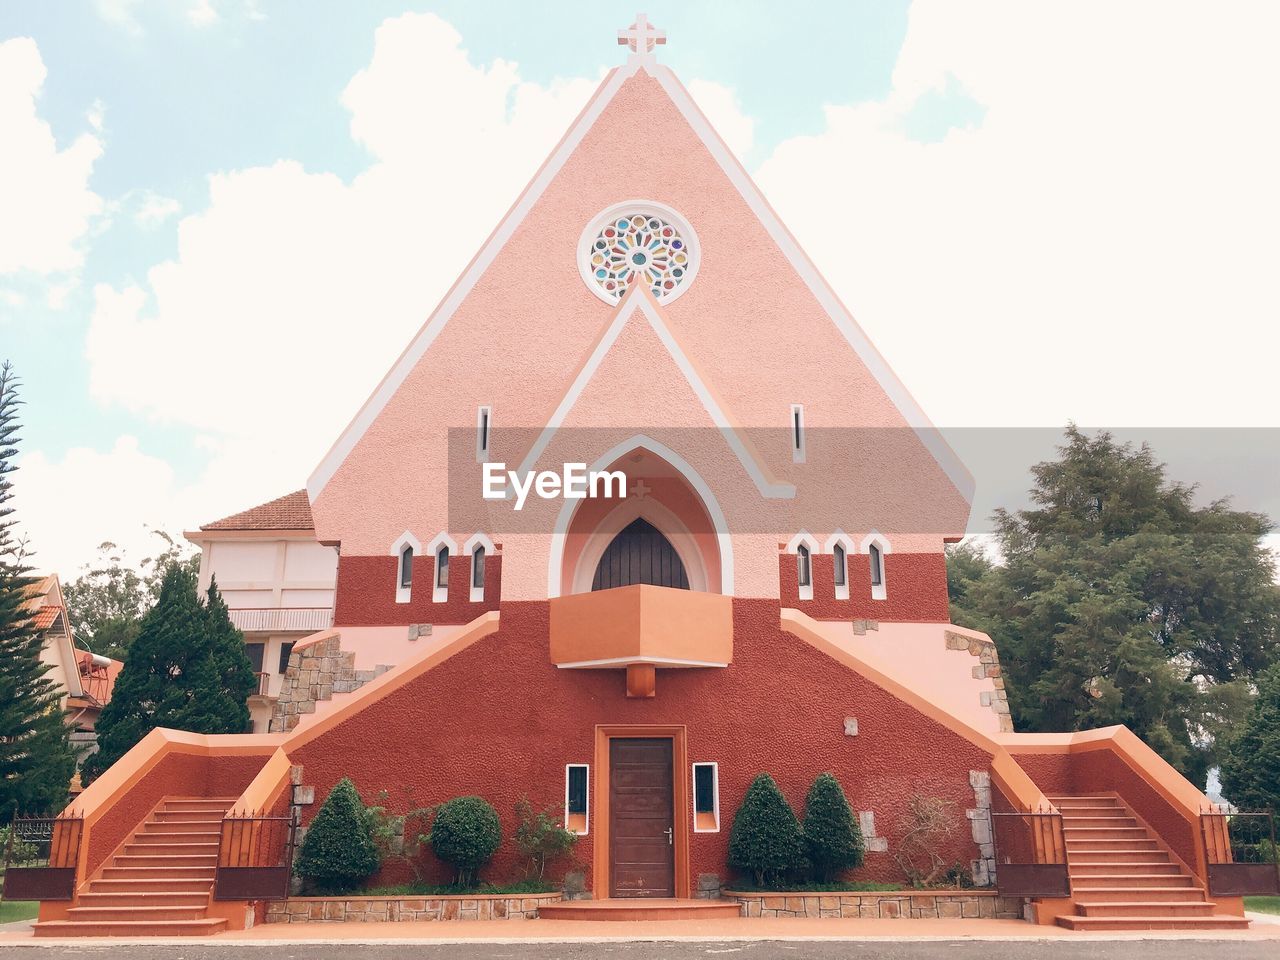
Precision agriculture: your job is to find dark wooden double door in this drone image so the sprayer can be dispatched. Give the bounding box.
[609,738,674,898]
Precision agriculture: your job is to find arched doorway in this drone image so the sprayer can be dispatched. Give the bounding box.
[592,518,690,591]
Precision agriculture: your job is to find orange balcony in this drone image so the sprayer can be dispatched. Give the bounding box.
[549,585,732,696]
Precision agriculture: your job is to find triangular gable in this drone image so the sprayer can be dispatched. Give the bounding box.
[307,55,973,504]
[514,283,794,500]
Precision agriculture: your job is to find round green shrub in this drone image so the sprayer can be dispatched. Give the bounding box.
[295,777,381,894]
[802,772,865,883]
[727,773,806,887]
[430,796,501,886]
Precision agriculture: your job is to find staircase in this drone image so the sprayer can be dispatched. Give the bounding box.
[34,797,238,937]
[1050,794,1249,931]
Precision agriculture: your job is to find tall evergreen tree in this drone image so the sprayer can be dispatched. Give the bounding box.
[1219,663,1280,815]
[82,566,255,784]
[0,362,76,813]
[950,426,1280,782]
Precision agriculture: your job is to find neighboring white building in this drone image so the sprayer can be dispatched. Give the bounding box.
[185,490,337,733]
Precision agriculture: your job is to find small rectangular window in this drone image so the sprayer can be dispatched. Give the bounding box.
[476,406,491,462]
[834,543,847,587]
[790,404,805,463]
[869,543,883,587]
[693,762,719,832]
[277,642,295,674]
[797,544,811,588]
[565,764,588,835]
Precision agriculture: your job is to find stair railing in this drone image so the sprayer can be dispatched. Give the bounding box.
[1,811,84,901]
[989,782,1069,898]
[1199,806,1280,897]
[213,810,295,901]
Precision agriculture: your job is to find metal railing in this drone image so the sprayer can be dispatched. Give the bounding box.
[1200,808,1279,896]
[214,811,295,901]
[253,672,271,697]
[990,794,1070,898]
[2,813,83,901]
[228,607,333,634]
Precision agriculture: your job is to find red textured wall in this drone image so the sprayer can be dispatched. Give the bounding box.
[291,599,990,891]
[333,552,501,626]
[778,552,951,622]
[87,751,268,877]
[1007,752,1074,800]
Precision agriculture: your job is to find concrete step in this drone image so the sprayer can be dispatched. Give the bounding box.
[1071,874,1197,888]
[33,919,229,938]
[1066,839,1160,852]
[1049,796,1122,805]
[77,892,210,908]
[1064,827,1151,840]
[1077,901,1216,918]
[67,905,209,922]
[112,854,218,868]
[1067,887,1208,902]
[1056,915,1250,931]
[1069,861,1183,876]
[122,842,219,858]
[131,832,221,846]
[101,866,215,880]
[1067,851,1172,865]
[144,818,224,832]
[89,878,214,894]
[1060,816,1139,829]
[538,899,742,921]
[153,810,227,823]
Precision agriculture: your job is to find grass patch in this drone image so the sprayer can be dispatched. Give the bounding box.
[726,880,902,893]
[0,901,37,924]
[1245,896,1280,916]
[352,878,557,897]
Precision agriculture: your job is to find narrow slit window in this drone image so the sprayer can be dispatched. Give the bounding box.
[693,762,719,832]
[869,542,883,587]
[797,543,811,588]
[472,545,485,590]
[399,545,414,589]
[477,406,491,461]
[436,546,450,589]
[833,543,847,587]
[565,764,588,834]
[790,404,805,463]
[277,642,295,675]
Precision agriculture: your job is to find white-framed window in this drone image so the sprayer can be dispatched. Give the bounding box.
[692,762,719,832]
[825,530,854,601]
[463,532,495,603]
[390,531,421,604]
[565,764,589,835]
[425,533,457,603]
[861,532,891,601]
[476,406,491,463]
[790,404,806,463]
[785,532,818,601]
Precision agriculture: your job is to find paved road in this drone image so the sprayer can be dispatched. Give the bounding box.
[0,943,1277,960]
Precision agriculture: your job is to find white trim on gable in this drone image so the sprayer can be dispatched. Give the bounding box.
[513,286,794,500]
[306,59,973,511]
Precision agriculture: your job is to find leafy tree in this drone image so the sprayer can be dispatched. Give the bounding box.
[63,533,199,661]
[727,773,806,887]
[801,773,864,883]
[1219,664,1280,815]
[429,796,501,887]
[0,362,76,812]
[295,778,381,893]
[81,567,256,784]
[513,795,578,879]
[950,427,1280,782]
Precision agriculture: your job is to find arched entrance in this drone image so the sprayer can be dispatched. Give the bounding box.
[592,518,689,591]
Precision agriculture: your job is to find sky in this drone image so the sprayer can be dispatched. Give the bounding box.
[1,0,1278,578]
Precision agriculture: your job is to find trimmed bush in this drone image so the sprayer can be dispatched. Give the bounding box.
[296,778,381,893]
[727,773,806,887]
[430,796,501,886]
[802,772,865,883]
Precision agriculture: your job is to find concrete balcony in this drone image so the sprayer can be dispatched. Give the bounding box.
[549,585,732,696]
[227,607,333,634]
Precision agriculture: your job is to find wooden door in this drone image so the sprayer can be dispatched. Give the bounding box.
[592,518,689,591]
[609,738,675,898]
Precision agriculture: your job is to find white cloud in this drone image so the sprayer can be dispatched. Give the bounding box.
[86,13,597,493]
[686,79,755,160]
[92,0,143,34]
[187,0,218,27]
[0,38,104,277]
[132,190,182,228]
[755,0,1280,428]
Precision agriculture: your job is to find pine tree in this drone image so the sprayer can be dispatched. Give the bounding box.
[802,772,864,883]
[0,362,75,813]
[295,778,381,893]
[1219,663,1280,815]
[727,773,806,887]
[81,566,256,784]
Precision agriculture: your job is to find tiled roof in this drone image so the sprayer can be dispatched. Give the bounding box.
[201,490,314,531]
[32,605,62,631]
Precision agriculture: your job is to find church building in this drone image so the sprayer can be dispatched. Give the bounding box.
[30,17,1251,936]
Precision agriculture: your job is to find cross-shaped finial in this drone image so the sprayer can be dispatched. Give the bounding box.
[618,13,666,58]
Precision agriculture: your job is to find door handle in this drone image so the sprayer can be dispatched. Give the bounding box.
[665,827,673,845]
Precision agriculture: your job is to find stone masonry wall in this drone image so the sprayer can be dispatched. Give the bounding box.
[269,634,391,733]
[264,893,563,922]
[726,890,1024,920]
[945,630,1014,732]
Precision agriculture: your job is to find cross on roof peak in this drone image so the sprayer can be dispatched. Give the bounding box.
[617,13,666,59]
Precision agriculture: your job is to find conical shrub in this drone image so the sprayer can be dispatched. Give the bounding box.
[727,773,806,887]
[802,772,864,883]
[296,778,381,893]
